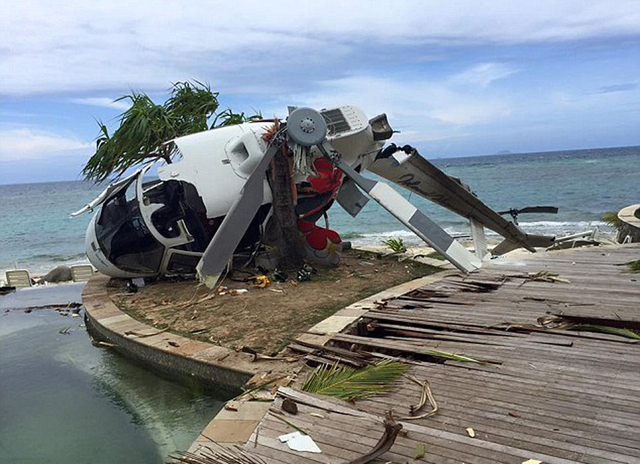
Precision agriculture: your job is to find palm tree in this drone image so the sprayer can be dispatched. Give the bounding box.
[82,81,257,183]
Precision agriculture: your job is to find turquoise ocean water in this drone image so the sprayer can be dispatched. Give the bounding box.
[1,145,639,279]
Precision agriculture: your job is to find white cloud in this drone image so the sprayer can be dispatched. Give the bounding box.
[452,63,518,87]
[266,73,512,148]
[71,97,130,111]
[1,1,639,95]
[0,128,91,161]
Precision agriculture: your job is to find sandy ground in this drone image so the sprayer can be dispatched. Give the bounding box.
[109,249,441,355]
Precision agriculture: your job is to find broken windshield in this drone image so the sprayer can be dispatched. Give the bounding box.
[95,177,165,274]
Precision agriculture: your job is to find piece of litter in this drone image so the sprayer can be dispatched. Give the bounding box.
[522,460,543,464]
[309,413,325,419]
[224,401,239,411]
[278,431,322,453]
[466,427,475,438]
[229,289,249,295]
[414,443,426,459]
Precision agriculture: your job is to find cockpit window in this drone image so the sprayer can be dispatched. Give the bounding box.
[96,177,164,274]
[143,180,210,252]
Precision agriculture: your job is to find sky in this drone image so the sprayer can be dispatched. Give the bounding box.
[1,0,639,184]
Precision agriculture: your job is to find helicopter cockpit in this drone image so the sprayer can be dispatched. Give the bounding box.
[84,168,213,278]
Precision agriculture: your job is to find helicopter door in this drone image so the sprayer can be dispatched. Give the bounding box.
[161,249,202,275]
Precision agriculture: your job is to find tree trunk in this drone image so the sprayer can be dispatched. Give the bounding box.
[270,147,305,270]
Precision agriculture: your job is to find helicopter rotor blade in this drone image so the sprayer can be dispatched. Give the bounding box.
[498,206,559,216]
[196,134,284,289]
[326,147,481,273]
[517,206,559,215]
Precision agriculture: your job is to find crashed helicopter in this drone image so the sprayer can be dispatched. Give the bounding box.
[72,105,555,288]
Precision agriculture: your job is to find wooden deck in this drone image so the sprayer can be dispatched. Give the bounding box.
[219,245,640,463]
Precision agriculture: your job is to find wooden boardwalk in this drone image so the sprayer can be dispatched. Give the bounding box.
[221,245,640,463]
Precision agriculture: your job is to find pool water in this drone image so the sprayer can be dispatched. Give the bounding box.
[0,284,224,464]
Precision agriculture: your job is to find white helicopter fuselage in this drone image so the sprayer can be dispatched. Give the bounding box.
[82,106,381,278]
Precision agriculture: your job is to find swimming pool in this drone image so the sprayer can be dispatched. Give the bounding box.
[0,284,223,464]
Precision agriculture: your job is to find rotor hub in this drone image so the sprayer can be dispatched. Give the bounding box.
[300,117,316,133]
[287,107,327,147]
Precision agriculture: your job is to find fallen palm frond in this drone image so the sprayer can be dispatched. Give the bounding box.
[574,324,640,340]
[602,211,622,229]
[170,442,266,464]
[302,360,406,401]
[623,260,640,273]
[540,315,640,341]
[426,348,481,363]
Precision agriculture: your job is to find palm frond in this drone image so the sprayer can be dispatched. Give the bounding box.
[302,360,406,401]
[426,348,481,363]
[82,81,221,183]
[602,211,622,229]
[574,324,640,340]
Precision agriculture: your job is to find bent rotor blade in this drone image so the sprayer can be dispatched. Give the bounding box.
[515,206,559,215]
[196,140,282,288]
[331,154,481,273]
[368,151,556,253]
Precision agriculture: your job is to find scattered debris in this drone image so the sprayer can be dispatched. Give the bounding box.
[252,275,270,288]
[346,410,402,464]
[414,443,426,459]
[522,460,543,464]
[220,288,249,296]
[398,375,439,420]
[124,327,170,338]
[278,431,322,453]
[514,271,570,286]
[281,398,298,415]
[170,442,267,464]
[91,340,117,348]
[224,401,239,411]
[466,427,476,438]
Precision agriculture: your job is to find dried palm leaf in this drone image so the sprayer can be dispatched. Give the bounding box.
[170,442,265,464]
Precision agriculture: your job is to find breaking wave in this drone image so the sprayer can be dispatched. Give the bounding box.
[345,221,613,247]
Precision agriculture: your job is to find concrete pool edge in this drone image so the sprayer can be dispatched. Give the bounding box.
[82,274,296,395]
[82,267,452,453]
